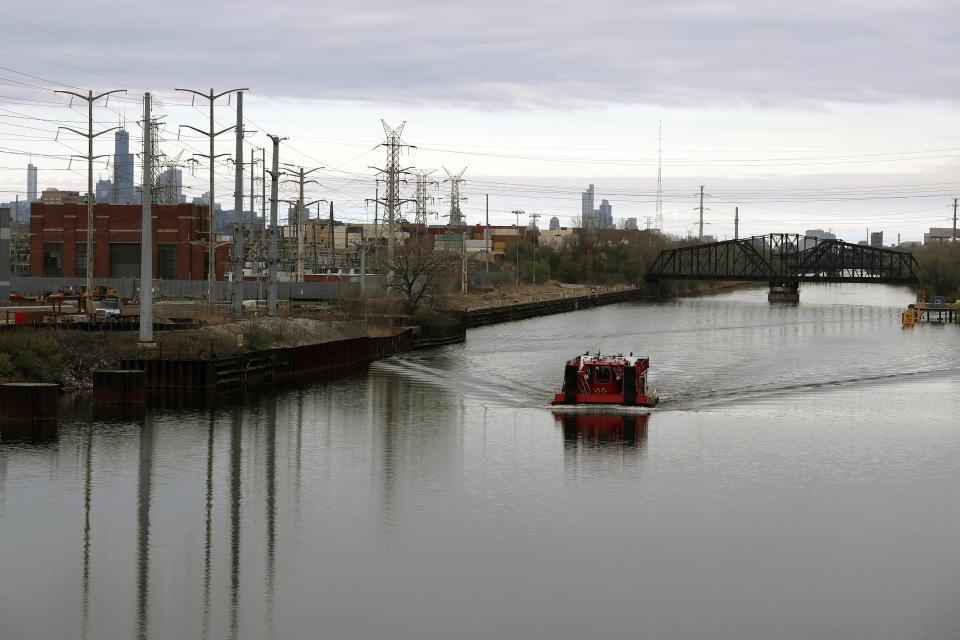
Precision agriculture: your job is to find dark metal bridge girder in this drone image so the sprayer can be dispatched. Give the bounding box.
[645,233,920,284]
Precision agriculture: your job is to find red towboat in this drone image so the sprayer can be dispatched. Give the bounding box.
[552,352,658,406]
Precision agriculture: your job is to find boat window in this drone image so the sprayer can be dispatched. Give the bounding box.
[595,366,611,383]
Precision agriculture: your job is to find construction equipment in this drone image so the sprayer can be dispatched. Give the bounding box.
[903,290,927,327]
[83,285,120,300]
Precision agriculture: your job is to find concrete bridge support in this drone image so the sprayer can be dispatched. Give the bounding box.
[768,281,800,302]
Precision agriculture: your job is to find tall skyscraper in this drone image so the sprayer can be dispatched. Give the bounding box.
[581,184,595,229]
[598,199,613,229]
[27,163,37,201]
[95,178,114,203]
[156,166,184,205]
[113,129,135,204]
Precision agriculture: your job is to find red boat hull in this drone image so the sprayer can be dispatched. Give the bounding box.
[551,392,658,407]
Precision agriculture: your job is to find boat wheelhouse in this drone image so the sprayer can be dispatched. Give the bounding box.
[552,352,658,406]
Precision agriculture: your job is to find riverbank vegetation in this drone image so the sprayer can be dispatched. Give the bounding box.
[501,231,716,297]
[911,242,960,299]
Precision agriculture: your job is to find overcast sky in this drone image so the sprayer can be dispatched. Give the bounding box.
[2,0,959,241]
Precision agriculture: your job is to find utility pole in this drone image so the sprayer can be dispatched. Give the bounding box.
[359,227,367,293]
[53,87,126,295]
[485,194,489,273]
[513,209,524,291]
[734,206,739,240]
[248,150,258,299]
[139,92,154,345]
[530,212,541,285]
[312,204,319,273]
[265,134,286,317]
[461,213,468,295]
[369,121,414,267]
[249,152,257,233]
[698,185,706,240]
[373,179,379,241]
[953,197,958,241]
[261,147,267,232]
[13,194,18,274]
[282,166,322,282]
[328,201,334,269]
[175,86,248,310]
[231,92,244,319]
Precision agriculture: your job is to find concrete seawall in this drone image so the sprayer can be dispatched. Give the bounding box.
[465,288,643,328]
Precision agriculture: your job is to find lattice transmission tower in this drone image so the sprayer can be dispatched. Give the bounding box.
[369,121,415,262]
[411,169,437,234]
[443,167,467,228]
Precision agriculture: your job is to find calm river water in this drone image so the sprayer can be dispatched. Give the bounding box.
[2,284,959,640]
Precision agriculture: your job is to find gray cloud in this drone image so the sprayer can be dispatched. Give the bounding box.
[3,0,958,107]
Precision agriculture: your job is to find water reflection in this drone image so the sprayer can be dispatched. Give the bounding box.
[0,419,58,444]
[81,424,92,640]
[264,397,277,640]
[554,412,649,448]
[136,413,154,640]
[202,408,214,640]
[555,411,650,471]
[229,407,242,640]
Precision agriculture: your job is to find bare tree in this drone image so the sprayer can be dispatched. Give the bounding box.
[386,238,453,313]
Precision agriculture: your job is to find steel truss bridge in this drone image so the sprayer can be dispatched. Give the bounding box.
[645,234,920,284]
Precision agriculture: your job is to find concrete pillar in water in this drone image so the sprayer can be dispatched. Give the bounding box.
[768,281,800,303]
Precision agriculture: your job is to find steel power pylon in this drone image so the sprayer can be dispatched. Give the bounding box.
[53,87,126,295]
[412,169,437,235]
[368,121,415,265]
[443,167,469,293]
[443,167,467,228]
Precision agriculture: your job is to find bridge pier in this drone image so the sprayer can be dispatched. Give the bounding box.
[768,281,800,302]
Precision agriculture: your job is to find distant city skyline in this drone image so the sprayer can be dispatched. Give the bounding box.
[1,3,958,244]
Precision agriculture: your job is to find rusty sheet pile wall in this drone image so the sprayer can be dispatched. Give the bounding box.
[121,330,417,392]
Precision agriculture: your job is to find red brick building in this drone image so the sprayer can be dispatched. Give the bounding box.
[30,203,230,280]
